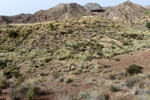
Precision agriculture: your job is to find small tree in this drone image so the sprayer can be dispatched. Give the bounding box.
[0,60,6,69]
[146,22,150,30]
[126,64,143,75]
[109,85,118,92]
[8,30,19,38]
[49,23,54,30]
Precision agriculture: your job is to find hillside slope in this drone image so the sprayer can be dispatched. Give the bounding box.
[0,15,150,100]
[25,3,90,23]
[145,5,150,9]
[0,3,90,24]
[105,1,146,20]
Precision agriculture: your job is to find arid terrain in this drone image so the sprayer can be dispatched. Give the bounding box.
[0,1,150,100]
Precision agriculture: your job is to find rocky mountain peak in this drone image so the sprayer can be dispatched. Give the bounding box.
[83,3,102,10]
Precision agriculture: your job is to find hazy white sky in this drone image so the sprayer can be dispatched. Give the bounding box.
[0,0,149,16]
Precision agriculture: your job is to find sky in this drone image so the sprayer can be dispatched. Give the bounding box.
[0,0,149,16]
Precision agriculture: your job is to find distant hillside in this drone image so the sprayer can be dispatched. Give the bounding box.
[0,3,90,24]
[83,3,102,10]
[25,3,90,23]
[0,13,31,24]
[105,1,146,20]
[145,5,150,9]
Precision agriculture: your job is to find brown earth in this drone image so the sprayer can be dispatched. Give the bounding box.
[1,49,150,100]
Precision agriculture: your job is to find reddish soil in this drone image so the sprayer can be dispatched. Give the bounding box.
[1,49,150,100]
[98,49,150,73]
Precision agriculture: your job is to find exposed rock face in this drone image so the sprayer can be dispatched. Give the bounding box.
[0,3,90,24]
[0,13,31,24]
[83,3,102,10]
[0,16,7,24]
[105,1,146,20]
[145,5,150,9]
[25,3,90,23]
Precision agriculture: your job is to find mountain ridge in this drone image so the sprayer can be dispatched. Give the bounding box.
[83,3,102,10]
[0,3,90,24]
[105,1,146,20]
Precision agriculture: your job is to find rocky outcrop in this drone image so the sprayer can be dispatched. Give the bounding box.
[0,3,90,24]
[24,3,90,23]
[105,1,146,20]
[145,5,150,9]
[83,3,102,10]
[0,13,31,24]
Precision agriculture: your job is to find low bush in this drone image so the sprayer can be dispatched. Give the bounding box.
[44,57,52,63]
[80,91,109,100]
[109,85,118,92]
[0,60,7,69]
[115,58,120,61]
[146,22,150,30]
[126,76,143,88]
[103,65,110,68]
[49,23,54,30]
[8,30,19,38]
[26,89,35,100]
[52,73,60,79]
[3,66,21,79]
[17,79,41,99]
[126,64,143,75]
[109,74,116,80]
[0,72,9,89]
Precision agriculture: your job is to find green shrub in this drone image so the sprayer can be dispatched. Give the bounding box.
[126,64,143,75]
[0,73,9,89]
[65,77,73,83]
[146,22,150,30]
[123,41,130,46]
[115,58,120,61]
[44,57,52,63]
[80,92,90,100]
[109,74,116,80]
[82,20,87,24]
[6,25,14,28]
[26,89,35,100]
[109,85,118,92]
[3,66,21,79]
[145,11,150,14]
[9,84,18,99]
[103,65,110,68]
[52,73,60,79]
[49,23,54,30]
[80,91,109,100]
[18,80,41,98]
[8,30,19,38]
[0,60,7,69]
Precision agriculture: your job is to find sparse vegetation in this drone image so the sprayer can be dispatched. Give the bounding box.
[0,8,150,99]
[17,79,41,99]
[126,75,143,88]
